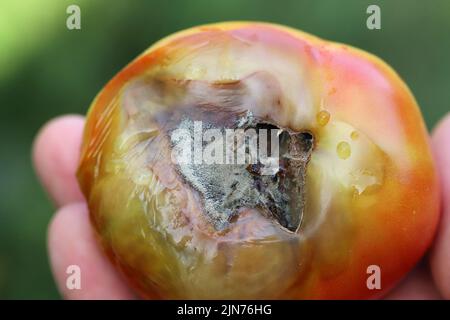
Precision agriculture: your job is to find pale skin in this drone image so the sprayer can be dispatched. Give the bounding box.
[32,113,450,299]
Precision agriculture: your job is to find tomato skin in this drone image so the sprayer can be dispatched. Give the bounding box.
[77,22,440,299]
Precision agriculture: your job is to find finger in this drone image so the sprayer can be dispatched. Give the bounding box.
[430,113,450,299]
[48,202,136,299]
[384,262,441,300]
[33,115,85,207]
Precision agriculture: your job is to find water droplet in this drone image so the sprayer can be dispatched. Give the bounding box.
[316,110,330,127]
[337,141,351,160]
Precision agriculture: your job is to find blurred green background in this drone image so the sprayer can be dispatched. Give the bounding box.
[0,0,449,299]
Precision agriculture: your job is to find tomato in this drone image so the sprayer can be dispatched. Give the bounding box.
[77,22,440,299]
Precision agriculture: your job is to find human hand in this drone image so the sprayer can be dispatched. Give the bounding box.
[33,115,135,299]
[32,113,450,299]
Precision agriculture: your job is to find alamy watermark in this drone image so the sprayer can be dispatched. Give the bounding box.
[170,120,281,176]
[66,264,81,290]
[366,5,381,30]
[366,264,382,290]
[66,5,81,30]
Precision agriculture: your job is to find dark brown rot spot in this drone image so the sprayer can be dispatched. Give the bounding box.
[248,126,314,232]
[169,110,314,233]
